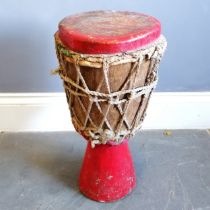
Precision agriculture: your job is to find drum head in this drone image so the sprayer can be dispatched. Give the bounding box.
[58,11,161,54]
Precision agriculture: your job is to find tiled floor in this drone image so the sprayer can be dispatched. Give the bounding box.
[0,130,210,210]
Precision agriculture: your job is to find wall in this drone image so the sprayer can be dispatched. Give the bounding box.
[0,0,210,92]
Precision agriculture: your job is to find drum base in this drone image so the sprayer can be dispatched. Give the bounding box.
[79,140,136,202]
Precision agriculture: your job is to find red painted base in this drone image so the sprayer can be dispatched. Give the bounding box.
[79,140,136,202]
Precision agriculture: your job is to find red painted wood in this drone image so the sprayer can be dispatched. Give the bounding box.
[58,11,161,54]
[79,140,136,202]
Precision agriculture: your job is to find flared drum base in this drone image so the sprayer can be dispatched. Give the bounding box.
[79,140,136,202]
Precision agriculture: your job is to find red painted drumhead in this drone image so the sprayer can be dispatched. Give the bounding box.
[58,11,161,54]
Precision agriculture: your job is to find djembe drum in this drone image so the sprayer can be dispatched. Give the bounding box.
[54,11,167,202]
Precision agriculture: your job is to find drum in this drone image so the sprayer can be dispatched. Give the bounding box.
[54,11,167,202]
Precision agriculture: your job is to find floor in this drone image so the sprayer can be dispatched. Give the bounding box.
[0,130,210,210]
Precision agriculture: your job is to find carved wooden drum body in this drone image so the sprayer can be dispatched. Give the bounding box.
[54,11,167,202]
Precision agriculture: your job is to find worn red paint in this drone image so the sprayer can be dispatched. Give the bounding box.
[58,11,161,54]
[79,140,136,202]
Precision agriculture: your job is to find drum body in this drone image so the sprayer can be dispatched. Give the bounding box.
[55,33,166,147]
[54,10,167,202]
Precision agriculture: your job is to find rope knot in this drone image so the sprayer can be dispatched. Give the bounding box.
[108,96,119,104]
[90,96,99,103]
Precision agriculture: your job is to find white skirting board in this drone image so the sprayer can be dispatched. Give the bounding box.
[0,92,209,132]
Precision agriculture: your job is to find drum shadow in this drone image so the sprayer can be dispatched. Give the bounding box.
[21,132,85,193]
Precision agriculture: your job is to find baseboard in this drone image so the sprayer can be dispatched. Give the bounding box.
[0,92,209,131]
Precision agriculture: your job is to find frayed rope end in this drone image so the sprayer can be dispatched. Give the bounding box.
[50,68,60,75]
